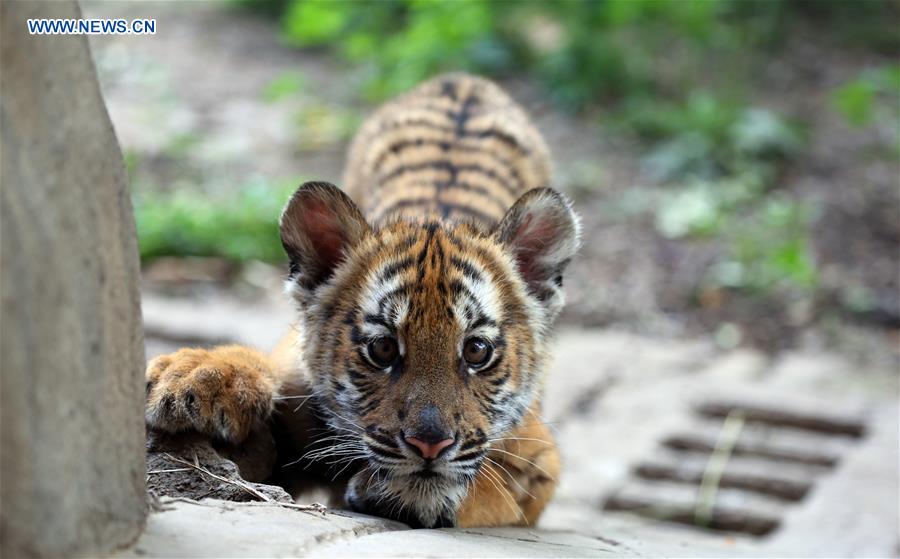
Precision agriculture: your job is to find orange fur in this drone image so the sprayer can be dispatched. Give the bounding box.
[145,346,276,444]
[145,73,577,528]
[456,409,560,527]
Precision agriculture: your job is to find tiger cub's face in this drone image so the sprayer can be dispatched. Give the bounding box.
[280,182,579,526]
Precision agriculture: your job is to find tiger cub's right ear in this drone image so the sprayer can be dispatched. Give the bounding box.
[280,181,370,293]
[495,187,581,318]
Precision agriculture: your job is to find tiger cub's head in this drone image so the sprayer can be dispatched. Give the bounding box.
[280,181,579,525]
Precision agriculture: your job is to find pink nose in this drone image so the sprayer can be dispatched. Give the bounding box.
[404,436,455,460]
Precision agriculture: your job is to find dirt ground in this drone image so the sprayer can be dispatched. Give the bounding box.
[85,1,898,370]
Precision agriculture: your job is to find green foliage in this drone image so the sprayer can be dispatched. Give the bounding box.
[630,88,812,295]
[731,108,803,158]
[655,181,723,239]
[271,0,741,107]
[123,149,141,184]
[282,0,354,46]
[258,0,896,111]
[534,0,728,109]
[133,180,298,263]
[171,0,893,304]
[293,103,361,149]
[263,71,305,103]
[653,176,816,294]
[162,132,201,158]
[625,93,800,181]
[831,65,900,127]
[720,0,900,53]
[625,93,741,142]
[708,197,816,293]
[279,0,509,99]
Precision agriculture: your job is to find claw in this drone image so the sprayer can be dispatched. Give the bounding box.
[161,394,176,417]
[184,390,197,415]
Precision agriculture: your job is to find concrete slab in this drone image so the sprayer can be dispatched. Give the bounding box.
[125,498,754,558]
[761,402,899,558]
[123,499,406,558]
[311,527,621,557]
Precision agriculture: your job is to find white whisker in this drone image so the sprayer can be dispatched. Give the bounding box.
[488,448,556,482]
[485,456,535,500]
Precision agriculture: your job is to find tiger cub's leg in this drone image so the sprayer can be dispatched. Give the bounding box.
[145,345,279,444]
[456,415,560,528]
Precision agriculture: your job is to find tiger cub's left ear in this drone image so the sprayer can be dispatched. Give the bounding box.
[494,188,581,316]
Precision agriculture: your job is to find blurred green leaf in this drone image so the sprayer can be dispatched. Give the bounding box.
[293,104,361,149]
[832,80,877,127]
[730,108,800,157]
[281,0,353,47]
[263,71,305,102]
[703,196,817,294]
[133,180,299,263]
[831,65,900,128]
[655,183,721,238]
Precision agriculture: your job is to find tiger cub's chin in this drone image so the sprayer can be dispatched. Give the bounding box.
[346,466,470,528]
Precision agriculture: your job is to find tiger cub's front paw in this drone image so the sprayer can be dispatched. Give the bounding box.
[145,346,276,444]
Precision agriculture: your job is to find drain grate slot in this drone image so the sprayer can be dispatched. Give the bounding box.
[634,459,812,501]
[604,399,865,537]
[696,402,866,438]
[662,433,838,467]
[605,481,782,536]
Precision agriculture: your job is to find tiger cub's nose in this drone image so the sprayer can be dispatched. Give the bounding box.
[404,435,455,460]
[404,403,454,459]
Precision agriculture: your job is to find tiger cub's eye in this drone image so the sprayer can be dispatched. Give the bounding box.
[463,338,492,368]
[368,337,399,368]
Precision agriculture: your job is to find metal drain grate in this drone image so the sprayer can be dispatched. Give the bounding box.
[603,400,866,536]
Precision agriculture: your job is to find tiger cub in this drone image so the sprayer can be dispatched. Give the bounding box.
[144,73,580,528]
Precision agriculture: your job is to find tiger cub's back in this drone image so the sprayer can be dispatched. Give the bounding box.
[343,74,552,228]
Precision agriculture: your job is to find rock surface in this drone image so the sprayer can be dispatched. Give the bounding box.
[0,1,146,557]
[146,431,289,504]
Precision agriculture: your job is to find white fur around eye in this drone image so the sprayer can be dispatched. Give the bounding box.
[359,321,391,340]
[469,324,500,340]
[360,274,403,318]
[466,276,502,323]
[451,266,503,333]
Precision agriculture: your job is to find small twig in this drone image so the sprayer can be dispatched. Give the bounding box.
[163,453,273,502]
[159,496,204,507]
[280,502,328,515]
[147,468,192,475]
[694,410,746,527]
[160,453,328,515]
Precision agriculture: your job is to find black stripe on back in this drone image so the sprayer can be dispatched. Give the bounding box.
[378,118,529,154]
[380,160,518,197]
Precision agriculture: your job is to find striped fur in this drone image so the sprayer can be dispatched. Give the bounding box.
[144,74,579,530]
[344,74,552,226]
[282,74,580,528]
